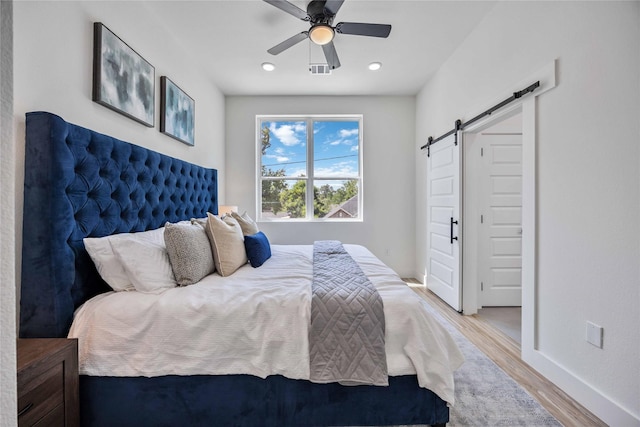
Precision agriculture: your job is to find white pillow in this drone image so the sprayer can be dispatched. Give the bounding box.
[84,227,165,292]
[204,212,247,277]
[111,236,177,294]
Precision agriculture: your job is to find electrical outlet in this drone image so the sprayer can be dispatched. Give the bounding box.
[586,321,603,348]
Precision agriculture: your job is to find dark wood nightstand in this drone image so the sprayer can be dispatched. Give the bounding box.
[17,339,79,427]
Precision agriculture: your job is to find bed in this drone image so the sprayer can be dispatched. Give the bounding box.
[19,111,463,427]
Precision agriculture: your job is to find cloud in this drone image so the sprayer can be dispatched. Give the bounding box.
[327,137,357,147]
[269,122,305,146]
[289,168,307,178]
[350,146,359,152]
[323,128,358,147]
[339,129,359,138]
[314,161,358,178]
[264,154,290,163]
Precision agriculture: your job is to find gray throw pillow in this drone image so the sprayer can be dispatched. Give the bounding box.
[164,222,215,286]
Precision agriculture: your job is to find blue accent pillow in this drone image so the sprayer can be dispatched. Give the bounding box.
[244,231,271,268]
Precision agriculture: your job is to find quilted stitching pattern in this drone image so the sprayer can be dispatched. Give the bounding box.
[309,241,388,386]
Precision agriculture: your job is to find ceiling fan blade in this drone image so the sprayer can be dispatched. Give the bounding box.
[335,22,392,38]
[263,0,310,21]
[267,31,309,55]
[322,41,341,70]
[324,0,345,16]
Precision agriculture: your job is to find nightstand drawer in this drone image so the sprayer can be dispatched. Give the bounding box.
[18,362,64,426]
[17,339,79,427]
[32,403,64,427]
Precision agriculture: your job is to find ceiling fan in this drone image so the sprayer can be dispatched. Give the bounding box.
[263,0,392,70]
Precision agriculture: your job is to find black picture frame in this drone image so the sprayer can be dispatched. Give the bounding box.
[160,76,195,146]
[92,22,155,127]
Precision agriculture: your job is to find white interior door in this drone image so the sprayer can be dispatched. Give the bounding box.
[479,133,523,306]
[426,133,461,312]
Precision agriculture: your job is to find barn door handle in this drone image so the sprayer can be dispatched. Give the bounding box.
[450,217,458,244]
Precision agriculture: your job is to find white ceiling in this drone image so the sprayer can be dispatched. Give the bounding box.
[146,0,496,96]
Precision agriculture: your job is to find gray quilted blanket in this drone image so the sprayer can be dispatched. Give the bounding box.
[309,240,388,386]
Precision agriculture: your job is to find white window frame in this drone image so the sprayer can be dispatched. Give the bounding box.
[256,115,364,222]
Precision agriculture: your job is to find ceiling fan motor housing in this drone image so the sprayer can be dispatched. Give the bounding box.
[308,0,335,24]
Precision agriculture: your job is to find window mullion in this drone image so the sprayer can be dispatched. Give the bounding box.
[306,118,314,220]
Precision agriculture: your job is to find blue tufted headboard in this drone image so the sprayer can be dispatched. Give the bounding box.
[20,112,218,338]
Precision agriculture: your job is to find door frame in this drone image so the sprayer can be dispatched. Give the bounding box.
[462,106,524,314]
[460,61,555,356]
[461,97,539,355]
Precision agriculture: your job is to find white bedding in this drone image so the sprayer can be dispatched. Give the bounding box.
[69,244,464,405]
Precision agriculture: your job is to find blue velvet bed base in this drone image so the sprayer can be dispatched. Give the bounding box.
[81,375,448,427]
[20,112,449,426]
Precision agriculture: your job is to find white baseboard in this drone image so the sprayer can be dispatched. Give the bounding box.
[523,347,640,427]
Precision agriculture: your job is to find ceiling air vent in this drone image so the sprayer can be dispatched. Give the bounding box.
[309,63,332,75]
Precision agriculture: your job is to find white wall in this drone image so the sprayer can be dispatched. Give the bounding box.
[226,96,416,276]
[415,2,639,425]
[0,1,16,425]
[12,1,226,322]
[14,1,225,169]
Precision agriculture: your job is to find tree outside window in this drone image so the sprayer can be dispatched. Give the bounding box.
[258,116,362,221]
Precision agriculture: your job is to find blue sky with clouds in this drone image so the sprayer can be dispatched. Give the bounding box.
[261,120,359,179]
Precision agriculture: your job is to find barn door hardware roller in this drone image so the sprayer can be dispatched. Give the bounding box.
[423,122,460,158]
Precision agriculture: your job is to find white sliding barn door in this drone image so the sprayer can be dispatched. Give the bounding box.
[426,133,462,312]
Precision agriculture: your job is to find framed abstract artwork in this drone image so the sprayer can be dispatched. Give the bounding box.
[160,76,195,146]
[92,22,155,127]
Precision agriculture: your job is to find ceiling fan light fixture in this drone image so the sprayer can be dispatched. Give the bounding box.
[309,24,334,45]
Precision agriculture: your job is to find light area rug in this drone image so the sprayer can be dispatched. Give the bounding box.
[391,302,562,427]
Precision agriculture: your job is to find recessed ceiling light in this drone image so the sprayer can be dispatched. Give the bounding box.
[262,62,275,71]
[368,62,382,71]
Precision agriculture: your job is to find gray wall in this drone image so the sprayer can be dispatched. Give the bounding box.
[226,96,416,276]
[0,1,16,425]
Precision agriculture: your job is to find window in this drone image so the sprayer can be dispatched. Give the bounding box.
[257,116,363,221]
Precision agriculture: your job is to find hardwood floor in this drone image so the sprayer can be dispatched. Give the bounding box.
[404,280,607,427]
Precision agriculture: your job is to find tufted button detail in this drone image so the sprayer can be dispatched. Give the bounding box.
[62,122,217,263]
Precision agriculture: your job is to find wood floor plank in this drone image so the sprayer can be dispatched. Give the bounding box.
[404,280,607,427]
